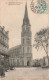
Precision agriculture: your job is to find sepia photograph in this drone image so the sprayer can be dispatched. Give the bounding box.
[0,0,49,80]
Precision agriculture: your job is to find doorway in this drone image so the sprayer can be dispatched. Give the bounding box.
[27,61,30,66]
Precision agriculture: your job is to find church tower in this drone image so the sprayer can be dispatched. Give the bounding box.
[21,3,32,66]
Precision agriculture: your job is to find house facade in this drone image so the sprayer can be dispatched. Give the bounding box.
[0,26,9,70]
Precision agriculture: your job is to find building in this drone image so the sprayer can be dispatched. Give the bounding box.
[0,26,9,70]
[21,3,32,66]
[8,3,32,67]
[32,56,49,67]
[0,26,9,52]
[42,56,49,67]
[8,45,24,67]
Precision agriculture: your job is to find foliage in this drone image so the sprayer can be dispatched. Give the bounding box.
[34,27,49,57]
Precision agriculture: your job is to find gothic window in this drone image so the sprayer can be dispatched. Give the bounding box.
[26,38,30,44]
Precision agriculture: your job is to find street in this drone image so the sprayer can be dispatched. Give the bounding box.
[0,67,49,80]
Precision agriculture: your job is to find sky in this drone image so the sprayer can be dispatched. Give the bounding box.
[0,0,49,59]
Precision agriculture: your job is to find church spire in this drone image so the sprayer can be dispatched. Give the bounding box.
[24,2,28,20]
[23,2,30,25]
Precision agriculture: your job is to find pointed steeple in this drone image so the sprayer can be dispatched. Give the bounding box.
[24,2,28,20]
[23,2,30,25]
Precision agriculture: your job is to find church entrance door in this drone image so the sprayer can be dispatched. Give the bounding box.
[27,61,30,66]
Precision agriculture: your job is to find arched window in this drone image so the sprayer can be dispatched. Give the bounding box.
[26,38,30,44]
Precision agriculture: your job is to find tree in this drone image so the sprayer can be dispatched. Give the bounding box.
[33,27,49,66]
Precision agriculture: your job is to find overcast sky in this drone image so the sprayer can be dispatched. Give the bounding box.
[0,0,49,59]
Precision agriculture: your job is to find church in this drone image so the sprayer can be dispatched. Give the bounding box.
[8,3,32,67]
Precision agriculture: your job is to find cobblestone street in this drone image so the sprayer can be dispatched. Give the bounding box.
[0,68,49,80]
